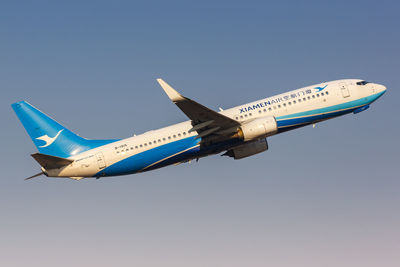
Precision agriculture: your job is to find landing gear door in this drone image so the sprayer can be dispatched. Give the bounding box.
[340,82,350,98]
[95,152,106,169]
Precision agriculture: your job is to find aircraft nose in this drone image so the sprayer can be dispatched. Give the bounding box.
[376,83,387,93]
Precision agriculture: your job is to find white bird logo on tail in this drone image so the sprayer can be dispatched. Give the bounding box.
[36,129,64,148]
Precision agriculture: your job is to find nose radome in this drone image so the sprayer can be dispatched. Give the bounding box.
[372,83,386,94]
[377,84,387,93]
[379,84,386,94]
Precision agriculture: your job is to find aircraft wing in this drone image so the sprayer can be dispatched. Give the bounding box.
[157,79,240,140]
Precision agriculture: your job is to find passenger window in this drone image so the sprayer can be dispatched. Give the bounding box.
[178,133,181,137]
[326,91,329,95]
[303,97,306,101]
[173,135,176,138]
[183,132,186,136]
[321,92,324,96]
[268,107,272,111]
[278,105,281,108]
[135,146,138,149]
[244,114,248,117]
[140,144,143,148]
[240,115,243,119]
[144,143,147,146]
[312,95,315,98]
[168,136,171,140]
[149,141,152,145]
[163,138,166,141]
[249,113,252,116]
[283,103,286,107]
[273,106,276,109]
[317,94,320,97]
[258,110,261,114]
[288,102,292,105]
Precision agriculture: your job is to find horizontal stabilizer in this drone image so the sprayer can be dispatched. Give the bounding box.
[31,153,73,169]
[25,172,45,180]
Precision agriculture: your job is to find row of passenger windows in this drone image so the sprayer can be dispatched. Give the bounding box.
[115,131,189,154]
[116,91,330,153]
[235,91,329,120]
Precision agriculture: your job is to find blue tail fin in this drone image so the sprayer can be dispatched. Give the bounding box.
[11,101,118,158]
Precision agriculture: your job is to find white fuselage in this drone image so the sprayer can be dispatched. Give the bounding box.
[46,79,386,179]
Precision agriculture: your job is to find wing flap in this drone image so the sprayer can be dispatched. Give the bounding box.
[188,120,214,133]
[194,126,221,139]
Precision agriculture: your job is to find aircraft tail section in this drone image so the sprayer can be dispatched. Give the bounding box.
[11,101,117,158]
[31,153,74,169]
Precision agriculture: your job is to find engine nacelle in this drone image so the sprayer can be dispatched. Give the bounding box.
[238,116,278,141]
[223,138,268,159]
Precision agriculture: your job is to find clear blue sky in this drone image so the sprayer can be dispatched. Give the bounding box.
[1,1,399,266]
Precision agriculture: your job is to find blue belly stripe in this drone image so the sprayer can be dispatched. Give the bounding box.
[95,136,200,177]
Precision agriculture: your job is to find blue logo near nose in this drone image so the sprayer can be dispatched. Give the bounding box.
[315,85,327,92]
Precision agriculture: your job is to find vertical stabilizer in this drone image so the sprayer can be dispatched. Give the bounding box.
[11,101,117,158]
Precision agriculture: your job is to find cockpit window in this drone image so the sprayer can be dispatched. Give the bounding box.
[356,81,369,85]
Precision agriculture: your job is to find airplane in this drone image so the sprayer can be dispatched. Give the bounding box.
[11,78,386,180]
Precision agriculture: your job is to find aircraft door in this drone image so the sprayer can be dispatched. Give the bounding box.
[339,82,350,98]
[95,152,106,169]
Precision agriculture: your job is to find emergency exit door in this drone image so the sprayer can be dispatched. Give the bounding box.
[95,152,106,169]
[339,82,350,98]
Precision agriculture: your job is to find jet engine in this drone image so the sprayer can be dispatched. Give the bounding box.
[222,138,268,159]
[237,116,278,141]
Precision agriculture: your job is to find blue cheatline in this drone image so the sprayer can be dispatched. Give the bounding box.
[11,101,118,158]
[95,136,201,177]
[276,90,385,128]
[277,91,384,120]
[276,107,356,129]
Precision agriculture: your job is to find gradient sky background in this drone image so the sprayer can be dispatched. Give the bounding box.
[0,1,399,266]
